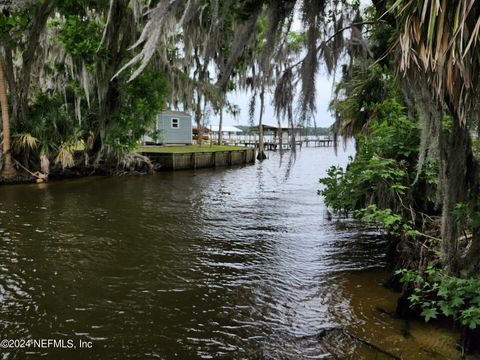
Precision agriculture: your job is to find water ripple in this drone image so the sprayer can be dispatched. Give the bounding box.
[0,146,461,359]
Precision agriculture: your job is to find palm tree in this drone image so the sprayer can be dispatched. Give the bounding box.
[392,0,480,273]
[0,56,16,178]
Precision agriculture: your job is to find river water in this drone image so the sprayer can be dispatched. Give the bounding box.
[0,145,464,359]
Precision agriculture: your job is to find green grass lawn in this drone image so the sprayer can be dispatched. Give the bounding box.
[137,144,247,153]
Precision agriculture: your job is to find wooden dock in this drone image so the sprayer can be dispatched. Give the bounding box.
[232,138,336,150]
[141,148,256,170]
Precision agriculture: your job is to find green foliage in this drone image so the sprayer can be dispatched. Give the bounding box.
[18,90,80,157]
[332,62,398,138]
[321,3,437,249]
[56,0,109,16]
[319,100,427,216]
[138,145,246,153]
[318,165,354,213]
[355,205,421,238]
[396,267,480,329]
[0,10,29,40]
[361,105,419,160]
[105,68,169,152]
[52,15,105,66]
[287,31,306,52]
[5,2,170,167]
[10,88,86,173]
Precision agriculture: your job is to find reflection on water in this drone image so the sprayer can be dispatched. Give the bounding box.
[0,146,464,359]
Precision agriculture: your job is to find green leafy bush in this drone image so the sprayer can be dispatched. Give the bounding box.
[105,68,169,152]
[396,267,480,329]
[319,98,430,217]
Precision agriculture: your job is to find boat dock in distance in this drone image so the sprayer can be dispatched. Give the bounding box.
[232,138,337,151]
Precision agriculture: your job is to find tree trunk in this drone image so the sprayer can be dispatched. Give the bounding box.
[193,48,207,147]
[12,0,55,126]
[288,104,296,152]
[95,0,131,155]
[440,117,471,274]
[217,108,223,145]
[277,116,283,154]
[257,88,266,160]
[0,57,16,178]
[195,91,203,146]
[3,44,16,114]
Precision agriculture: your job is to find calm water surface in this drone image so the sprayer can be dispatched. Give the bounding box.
[0,146,463,359]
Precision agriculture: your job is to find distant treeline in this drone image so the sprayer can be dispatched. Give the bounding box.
[235,126,331,136]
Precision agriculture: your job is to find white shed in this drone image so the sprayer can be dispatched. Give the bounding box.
[143,111,192,145]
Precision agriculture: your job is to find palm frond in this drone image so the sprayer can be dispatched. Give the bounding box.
[54,143,75,169]
[393,0,480,125]
[12,133,39,153]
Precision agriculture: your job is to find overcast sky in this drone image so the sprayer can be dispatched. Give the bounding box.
[209,70,336,128]
[206,1,372,129]
[207,15,340,128]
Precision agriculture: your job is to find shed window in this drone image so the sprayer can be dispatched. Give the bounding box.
[171,118,179,128]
